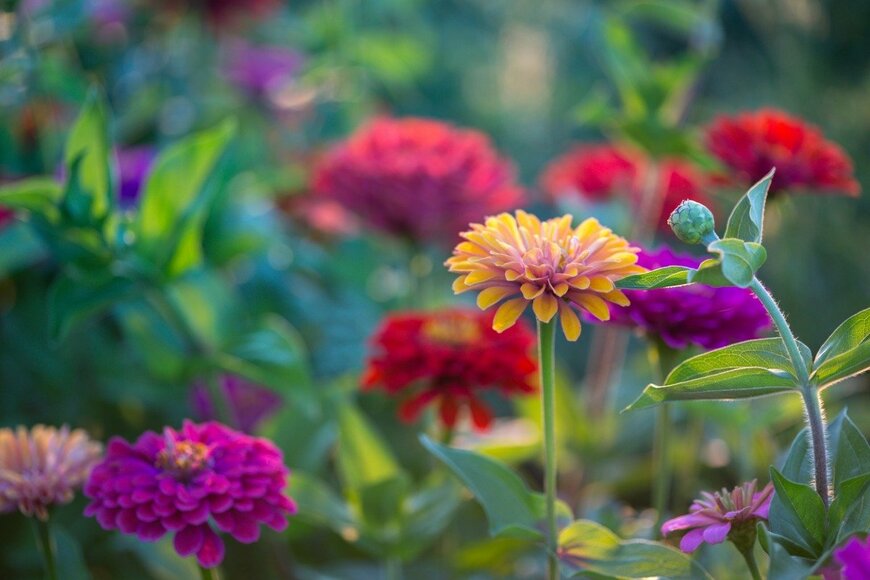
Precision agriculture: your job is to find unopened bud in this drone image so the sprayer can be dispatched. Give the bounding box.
[668,200,716,245]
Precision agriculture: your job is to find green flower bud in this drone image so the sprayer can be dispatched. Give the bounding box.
[668,200,716,245]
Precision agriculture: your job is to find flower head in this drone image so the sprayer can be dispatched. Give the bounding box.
[705,109,860,197]
[84,421,295,568]
[662,480,773,553]
[447,210,643,341]
[313,117,525,245]
[603,247,770,350]
[832,535,870,579]
[190,375,283,435]
[540,144,715,233]
[0,425,102,520]
[363,309,537,429]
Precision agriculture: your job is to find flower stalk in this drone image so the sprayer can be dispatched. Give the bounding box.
[738,545,762,580]
[650,340,680,535]
[537,319,559,580]
[198,565,221,580]
[33,518,58,580]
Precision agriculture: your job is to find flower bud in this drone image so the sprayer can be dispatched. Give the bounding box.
[668,200,716,245]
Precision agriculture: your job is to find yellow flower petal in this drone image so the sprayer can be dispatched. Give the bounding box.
[465,269,499,285]
[572,292,611,321]
[493,298,528,333]
[603,289,630,307]
[559,303,582,341]
[552,282,570,297]
[477,286,516,309]
[520,283,545,300]
[532,293,559,323]
[452,276,472,294]
[589,277,615,292]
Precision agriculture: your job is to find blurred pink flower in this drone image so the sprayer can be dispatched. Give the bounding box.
[190,375,282,434]
[222,42,304,99]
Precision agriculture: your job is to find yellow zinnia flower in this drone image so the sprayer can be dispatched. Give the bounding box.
[446,210,645,341]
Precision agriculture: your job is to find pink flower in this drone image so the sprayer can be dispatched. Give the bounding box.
[83,421,295,568]
[661,480,773,553]
[824,535,870,580]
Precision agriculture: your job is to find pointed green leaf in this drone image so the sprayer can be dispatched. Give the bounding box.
[769,468,826,557]
[666,338,802,385]
[780,428,812,484]
[287,471,356,531]
[813,341,870,389]
[759,524,814,580]
[64,89,113,219]
[337,405,402,492]
[828,411,870,491]
[615,266,691,290]
[559,520,712,579]
[815,307,870,366]
[724,169,774,244]
[48,272,135,341]
[685,258,733,287]
[420,435,543,540]
[705,238,767,288]
[828,474,870,542]
[0,177,62,212]
[625,367,796,411]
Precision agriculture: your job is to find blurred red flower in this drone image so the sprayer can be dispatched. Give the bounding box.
[362,310,537,430]
[0,208,13,228]
[705,109,860,196]
[313,117,525,245]
[539,145,713,233]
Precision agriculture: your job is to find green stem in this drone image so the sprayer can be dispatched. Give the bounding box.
[537,319,559,580]
[738,546,762,580]
[749,278,830,506]
[198,565,221,580]
[32,518,58,580]
[649,341,677,536]
[385,557,402,580]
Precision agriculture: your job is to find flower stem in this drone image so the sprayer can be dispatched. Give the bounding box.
[738,545,762,580]
[749,278,830,506]
[198,565,221,580]
[32,518,58,580]
[537,319,559,580]
[649,341,678,536]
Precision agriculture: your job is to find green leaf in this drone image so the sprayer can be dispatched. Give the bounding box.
[134,119,235,273]
[53,526,93,580]
[288,471,356,531]
[64,89,113,219]
[828,474,870,541]
[216,315,317,415]
[828,411,870,491]
[813,341,870,389]
[759,524,814,580]
[815,307,870,367]
[769,468,827,557]
[0,177,62,212]
[48,272,135,341]
[665,338,803,385]
[705,238,767,288]
[724,169,774,244]
[780,428,812,484]
[337,405,402,491]
[624,367,796,411]
[615,266,691,290]
[685,258,733,287]
[420,435,543,540]
[559,520,711,579]
[0,222,46,275]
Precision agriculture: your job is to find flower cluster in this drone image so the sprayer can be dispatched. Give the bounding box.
[605,247,771,350]
[539,144,714,233]
[447,210,643,341]
[313,117,525,245]
[363,309,537,429]
[0,425,102,520]
[84,421,295,568]
[705,109,860,197]
[662,480,774,553]
[190,375,283,434]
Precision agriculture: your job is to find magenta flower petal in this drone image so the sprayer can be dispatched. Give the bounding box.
[197,525,225,569]
[834,536,870,579]
[174,525,204,557]
[680,528,707,553]
[702,522,732,545]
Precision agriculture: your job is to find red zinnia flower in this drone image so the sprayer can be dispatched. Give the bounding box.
[705,109,860,197]
[540,144,714,233]
[313,117,525,245]
[362,310,537,430]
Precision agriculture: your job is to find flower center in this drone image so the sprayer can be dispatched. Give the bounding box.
[156,440,212,478]
[422,315,481,346]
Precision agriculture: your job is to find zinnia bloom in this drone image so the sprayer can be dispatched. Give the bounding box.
[604,247,771,349]
[446,210,644,341]
[539,144,714,233]
[0,425,102,520]
[831,535,870,580]
[661,480,774,553]
[84,421,295,568]
[362,309,537,429]
[705,109,860,197]
[313,117,525,245]
[190,375,283,434]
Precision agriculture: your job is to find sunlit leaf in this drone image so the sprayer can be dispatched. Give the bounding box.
[705,238,767,288]
[64,89,113,219]
[724,169,774,244]
[769,468,826,557]
[665,338,802,384]
[0,177,62,213]
[615,266,690,290]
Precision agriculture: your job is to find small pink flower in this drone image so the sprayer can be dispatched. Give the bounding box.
[824,535,870,580]
[662,480,773,553]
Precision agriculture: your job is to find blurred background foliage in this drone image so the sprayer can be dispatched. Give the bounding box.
[0,0,867,578]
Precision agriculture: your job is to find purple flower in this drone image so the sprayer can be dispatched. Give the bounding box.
[606,247,771,349]
[83,421,295,568]
[222,41,304,99]
[662,480,773,553]
[190,375,283,434]
[116,146,155,207]
[829,536,870,580]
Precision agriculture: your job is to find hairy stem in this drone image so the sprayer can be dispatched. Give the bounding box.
[538,319,559,580]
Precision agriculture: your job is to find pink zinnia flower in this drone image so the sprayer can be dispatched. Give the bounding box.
[662,480,774,553]
[84,421,295,568]
[313,117,525,245]
[0,425,102,520]
[705,109,860,197]
[823,536,870,580]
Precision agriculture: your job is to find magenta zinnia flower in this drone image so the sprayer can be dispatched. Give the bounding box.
[313,117,525,245]
[0,425,102,520]
[604,247,771,350]
[826,536,870,580]
[84,421,295,568]
[662,480,773,553]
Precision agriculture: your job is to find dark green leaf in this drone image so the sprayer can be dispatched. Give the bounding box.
[64,89,113,219]
[0,222,46,275]
[624,367,796,411]
[420,435,543,540]
[828,411,870,490]
[53,526,93,580]
[0,177,62,212]
[724,169,774,244]
[705,238,767,288]
[815,307,870,367]
[665,338,802,385]
[48,272,135,341]
[559,520,711,579]
[769,468,826,557]
[615,266,690,290]
[813,341,870,389]
[759,524,813,580]
[828,474,870,542]
[780,428,811,484]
